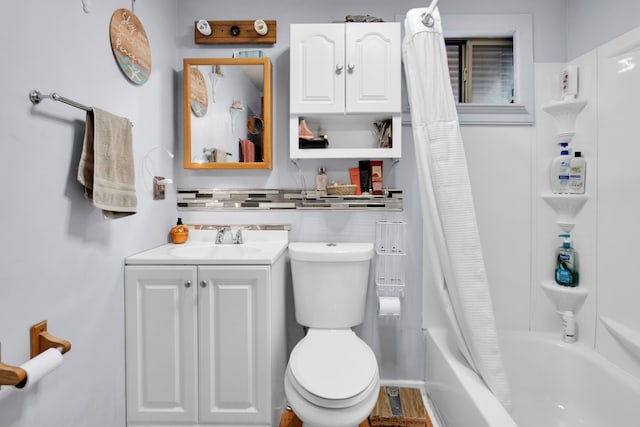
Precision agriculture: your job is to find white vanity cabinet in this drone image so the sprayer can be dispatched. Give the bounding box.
[124,255,286,427]
[290,22,402,159]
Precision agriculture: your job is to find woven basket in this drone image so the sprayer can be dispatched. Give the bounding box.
[327,184,358,195]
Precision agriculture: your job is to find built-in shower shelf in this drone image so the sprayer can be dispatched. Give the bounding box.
[542,99,588,137]
[600,316,640,361]
[542,192,589,228]
[541,281,588,313]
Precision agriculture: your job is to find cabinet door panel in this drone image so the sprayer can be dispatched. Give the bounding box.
[346,23,401,113]
[125,266,198,423]
[290,23,345,114]
[198,266,269,424]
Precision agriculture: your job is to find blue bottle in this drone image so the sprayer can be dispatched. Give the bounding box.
[555,234,579,287]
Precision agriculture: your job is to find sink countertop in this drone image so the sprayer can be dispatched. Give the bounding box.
[126,229,289,265]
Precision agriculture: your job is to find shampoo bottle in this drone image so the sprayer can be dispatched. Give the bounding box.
[550,142,571,193]
[569,151,586,194]
[561,311,577,343]
[555,233,579,287]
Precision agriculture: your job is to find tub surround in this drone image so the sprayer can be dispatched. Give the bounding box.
[177,188,403,211]
[425,328,640,427]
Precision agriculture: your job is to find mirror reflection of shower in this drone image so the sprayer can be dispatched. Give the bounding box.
[229,100,245,133]
[208,65,224,102]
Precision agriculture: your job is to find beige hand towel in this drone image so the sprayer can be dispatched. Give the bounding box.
[78,108,136,219]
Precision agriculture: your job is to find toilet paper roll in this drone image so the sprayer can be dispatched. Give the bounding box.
[378,296,401,316]
[16,348,63,389]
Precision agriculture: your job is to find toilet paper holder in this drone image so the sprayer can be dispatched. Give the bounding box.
[0,320,71,388]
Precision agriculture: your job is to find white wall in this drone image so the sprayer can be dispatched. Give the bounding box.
[0,1,178,426]
[594,26,640,380]
[567,0,640,60]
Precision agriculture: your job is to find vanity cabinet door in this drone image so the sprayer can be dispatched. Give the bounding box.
[290,23,345,114]
[345,23,401,113]
[125,266,198,424]
[197,266,270,424]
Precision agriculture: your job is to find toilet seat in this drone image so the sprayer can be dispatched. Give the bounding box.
[288,329,378,409]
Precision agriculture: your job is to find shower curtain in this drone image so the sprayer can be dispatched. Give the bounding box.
[402,8,512,409]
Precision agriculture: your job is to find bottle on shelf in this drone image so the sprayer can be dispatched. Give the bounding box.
[568,151,586,194]
[315,166,328,196]
[550,142,571,194]
[555,233,579,287]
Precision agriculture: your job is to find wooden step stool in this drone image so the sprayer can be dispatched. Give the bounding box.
[278,387,433,427]
[369,387,432,427]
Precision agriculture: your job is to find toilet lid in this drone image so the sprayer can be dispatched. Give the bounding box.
[289,330,377,401]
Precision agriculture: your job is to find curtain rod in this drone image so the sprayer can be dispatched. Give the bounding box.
[422,0,439,27]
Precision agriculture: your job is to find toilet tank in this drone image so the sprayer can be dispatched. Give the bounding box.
[288,242,374,328]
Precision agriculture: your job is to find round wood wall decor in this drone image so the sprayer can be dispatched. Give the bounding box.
[109,8,152,85]
[189,67,208,117]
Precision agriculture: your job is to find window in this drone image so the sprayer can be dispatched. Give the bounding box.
[446,38,514,104]
[419,14,534,124]
[399,13,533,124]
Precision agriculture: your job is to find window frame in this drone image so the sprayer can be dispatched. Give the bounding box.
[401,14,534,125]
[443,14,534,125]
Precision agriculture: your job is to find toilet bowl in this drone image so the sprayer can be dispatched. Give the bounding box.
[285,329,379,427]
[286,242,379,427]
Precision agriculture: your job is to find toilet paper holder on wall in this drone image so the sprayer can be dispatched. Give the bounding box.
[0,320,71,388]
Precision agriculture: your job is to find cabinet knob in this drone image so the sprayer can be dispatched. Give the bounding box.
[335,64,344,74]
[200,281,207,288]
[347,63,355,73]
[184,280,192,288]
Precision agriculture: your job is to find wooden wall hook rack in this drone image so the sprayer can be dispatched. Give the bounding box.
[194,20,277,44]
[0,320,71,388]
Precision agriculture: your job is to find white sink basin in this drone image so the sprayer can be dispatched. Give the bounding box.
[125,229,289,265]
[169,243,263,259]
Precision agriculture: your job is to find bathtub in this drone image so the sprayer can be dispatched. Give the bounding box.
[425,328,640,427]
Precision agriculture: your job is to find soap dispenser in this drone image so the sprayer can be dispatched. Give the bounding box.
[170,218,189,244]
[555,233,579,287]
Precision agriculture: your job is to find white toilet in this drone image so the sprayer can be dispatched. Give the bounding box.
[285,242,379,427]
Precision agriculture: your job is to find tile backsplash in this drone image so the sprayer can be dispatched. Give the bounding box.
[177,188,403,211]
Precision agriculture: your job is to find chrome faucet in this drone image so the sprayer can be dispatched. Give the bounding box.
[233,229,243,244]
[215,227,229,244]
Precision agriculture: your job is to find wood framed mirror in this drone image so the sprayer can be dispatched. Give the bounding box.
[183,57,272,169]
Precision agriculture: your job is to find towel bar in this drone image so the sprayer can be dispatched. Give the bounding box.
[29,90,91,112]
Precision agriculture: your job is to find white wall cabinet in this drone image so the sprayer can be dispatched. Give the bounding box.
[290,23,400,114]
[125,260,286,427]
[290,22,402,159]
